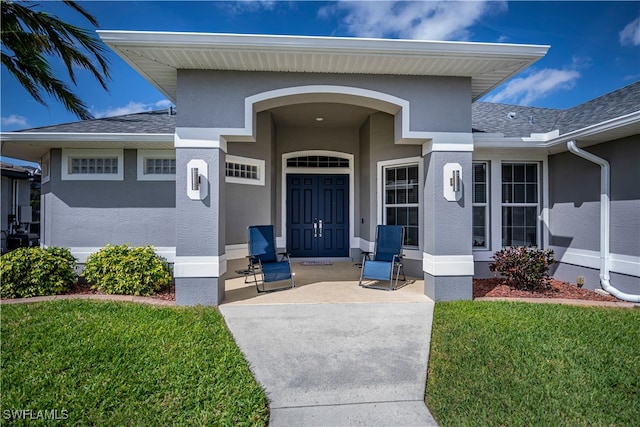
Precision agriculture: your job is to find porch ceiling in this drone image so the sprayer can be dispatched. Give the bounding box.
[98,31,549,103]
[270,103,378,128]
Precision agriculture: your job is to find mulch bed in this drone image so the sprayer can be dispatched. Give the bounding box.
[66,278,619,304]
[68,282,176,301]
[473,278,620,302]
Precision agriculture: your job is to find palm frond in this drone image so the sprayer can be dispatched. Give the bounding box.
[1,0,110,120]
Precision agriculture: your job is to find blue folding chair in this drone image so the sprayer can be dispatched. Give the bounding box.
[359,225,406,290]
[247,225,295,293]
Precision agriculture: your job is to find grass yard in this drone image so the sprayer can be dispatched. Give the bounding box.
[425,301,640,426]
[1,300,268,426]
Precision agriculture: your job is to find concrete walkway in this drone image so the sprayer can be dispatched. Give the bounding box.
[220,262,438,426]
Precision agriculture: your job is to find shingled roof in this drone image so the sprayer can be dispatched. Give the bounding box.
[472,81,640,137]
[20,109,177,134]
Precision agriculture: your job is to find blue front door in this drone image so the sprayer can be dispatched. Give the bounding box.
[287,174,349,257]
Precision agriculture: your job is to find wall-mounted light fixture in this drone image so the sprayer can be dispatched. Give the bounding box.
[187,159,208,200]
[191,167,200,191]
[443,163,462,202]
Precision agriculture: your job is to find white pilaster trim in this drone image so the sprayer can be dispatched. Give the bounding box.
[422,132,474,155]
[423,253,475,276]
[175,127,228,151]
[550,246,640,277]
[174,255,227,278]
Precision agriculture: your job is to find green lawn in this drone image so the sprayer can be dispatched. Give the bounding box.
[426,301,640,426]
[1,300,268,426]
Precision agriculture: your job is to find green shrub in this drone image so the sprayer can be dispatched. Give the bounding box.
[489,246,556,291]
[0,247,77,298]
[82,244,172,296]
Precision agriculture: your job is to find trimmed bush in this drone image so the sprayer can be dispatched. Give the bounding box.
[82,244,172,296]
[1,247,77,298]
[489,246,556,291]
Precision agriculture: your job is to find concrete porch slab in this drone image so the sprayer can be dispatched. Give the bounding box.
[222,261,431,305]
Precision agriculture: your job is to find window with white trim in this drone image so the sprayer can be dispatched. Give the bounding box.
[61,149,123,181]
[501,162,539,246]
[383,162,420,247]
[225,155,265,186]
[472,162,488,249]
[137,150,176,181]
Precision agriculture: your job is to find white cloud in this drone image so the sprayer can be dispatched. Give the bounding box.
[1,114,29,128]
[321,0,507,40]
[483,68,581,105]
[91,100,173,119]
[619,15,640,46]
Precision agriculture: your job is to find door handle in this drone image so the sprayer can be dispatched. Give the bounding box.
[313,218,318,238]
[318,219,323,238]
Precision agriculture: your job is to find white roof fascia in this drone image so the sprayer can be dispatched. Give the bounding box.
[473,110,640,153]
[98,31,550,102]
[97,30,549,59]
[543,111,640,152]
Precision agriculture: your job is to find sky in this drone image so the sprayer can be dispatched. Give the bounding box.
[1,0,639,137]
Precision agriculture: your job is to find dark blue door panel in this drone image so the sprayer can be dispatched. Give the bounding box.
[287,174,349,257]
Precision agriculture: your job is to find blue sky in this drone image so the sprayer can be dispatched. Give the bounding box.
[1,0,639,134]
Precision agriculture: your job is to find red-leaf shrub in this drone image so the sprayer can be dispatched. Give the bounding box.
[489,246,556,292]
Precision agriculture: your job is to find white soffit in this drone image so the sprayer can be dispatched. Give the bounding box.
[98,31,550,102]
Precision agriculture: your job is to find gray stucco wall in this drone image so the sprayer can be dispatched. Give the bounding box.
[225,112,275,244]
[422,151,473,256]
[177,70,472,134]
[548,135,639,293]
[175,147,225,257]
[43,148,175,249]
[359,116,372,243]
[549,135,640,257]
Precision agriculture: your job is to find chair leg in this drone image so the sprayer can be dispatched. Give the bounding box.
[358,255,367,287]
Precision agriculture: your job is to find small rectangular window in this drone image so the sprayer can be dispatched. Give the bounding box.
[62,149,123,181]
[225,155,265,186]
[137,150,176,181]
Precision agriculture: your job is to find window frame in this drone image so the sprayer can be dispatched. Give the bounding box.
[500,162,541,247]
[61,149,123,181]
[225,154,265,186]
[137,150,176,181]
[377,157,423,250]
[472,161,489,250]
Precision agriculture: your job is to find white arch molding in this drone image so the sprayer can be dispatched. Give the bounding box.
[175,84,473,150]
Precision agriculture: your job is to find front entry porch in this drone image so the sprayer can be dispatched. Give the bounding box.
[221,260,430,305]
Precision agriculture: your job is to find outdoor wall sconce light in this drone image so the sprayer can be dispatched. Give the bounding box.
[187,159,208,201]
[443,163,462,202]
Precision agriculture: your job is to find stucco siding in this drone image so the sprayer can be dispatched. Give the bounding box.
[177,70,472,133]
[225,112,275,244]
[175,147,224,257]
[549,136,640,258]
[43,148,175,250]
[359,116,372,243]
[423,151,473,256]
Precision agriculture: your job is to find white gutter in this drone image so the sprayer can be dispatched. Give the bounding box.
[566,140,640,302]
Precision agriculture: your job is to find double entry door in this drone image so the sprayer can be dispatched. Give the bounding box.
[286,174,349,257]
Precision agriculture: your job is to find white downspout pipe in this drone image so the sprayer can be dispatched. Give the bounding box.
[566,140,640,302]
